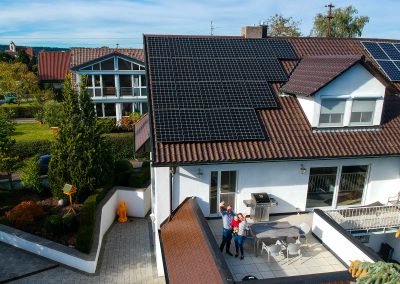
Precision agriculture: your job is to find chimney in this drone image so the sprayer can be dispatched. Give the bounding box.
[241,24,268,39]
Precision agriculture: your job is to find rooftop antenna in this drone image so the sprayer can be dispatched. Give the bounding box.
[210,21,215,35]
[325,2,335,37]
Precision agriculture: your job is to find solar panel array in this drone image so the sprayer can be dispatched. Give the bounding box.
[146,36,297,143]
[362,41,400,81]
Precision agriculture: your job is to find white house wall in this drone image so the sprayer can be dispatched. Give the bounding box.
[299,63,386,127]
[154,157,400,219]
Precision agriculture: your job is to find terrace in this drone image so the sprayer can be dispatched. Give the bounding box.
[207,213,347,281]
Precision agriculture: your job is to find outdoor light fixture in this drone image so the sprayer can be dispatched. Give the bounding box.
[300,164,306,174]
[197,168,204,177]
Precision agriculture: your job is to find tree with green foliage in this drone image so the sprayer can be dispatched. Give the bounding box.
[312,5,369,38]
[48,75,113,201]
[0,51,14,64]
[349,260,400,284]
[0,110,19,189]
[16,50,30,66]
[0,62,39,104]
[20,155,42,193]
[266,14,302,37]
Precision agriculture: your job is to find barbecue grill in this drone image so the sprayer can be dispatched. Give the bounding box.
[243,193,278,222]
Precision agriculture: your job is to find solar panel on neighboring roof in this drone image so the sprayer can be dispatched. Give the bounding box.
[146,36,297,143]
[362,41,400,81]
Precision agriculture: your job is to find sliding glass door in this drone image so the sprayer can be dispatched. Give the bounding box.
[306,165,369,209]
[209,171,237,216]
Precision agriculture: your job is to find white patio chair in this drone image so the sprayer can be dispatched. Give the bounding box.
[296,222,311,245]
[286,243,301,264]
[263,243,282,262]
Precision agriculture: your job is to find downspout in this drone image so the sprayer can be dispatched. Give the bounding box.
[169,166,176,219]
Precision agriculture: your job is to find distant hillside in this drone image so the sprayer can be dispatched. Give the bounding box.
[0,45,69,54]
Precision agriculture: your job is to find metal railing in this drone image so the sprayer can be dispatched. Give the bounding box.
[308,174,336,193]
[325,205,400,232]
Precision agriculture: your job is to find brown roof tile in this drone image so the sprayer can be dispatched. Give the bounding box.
[281,55,362,96]
[160,198,232,284]
[38,51,71,81]
[70,47,144,67]
[148,36,400,165]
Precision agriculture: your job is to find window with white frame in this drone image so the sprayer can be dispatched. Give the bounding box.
[319,99,346,127]
[350,99,376,126]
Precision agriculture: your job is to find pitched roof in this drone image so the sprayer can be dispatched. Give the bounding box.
[134,113,150,152]
[38,51,71,81]
[281,55,362,96]
[146,36,400,166]
[70,47,144,67]
[159,197,233,284]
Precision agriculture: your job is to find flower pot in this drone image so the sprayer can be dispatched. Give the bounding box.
[51,126,59,135]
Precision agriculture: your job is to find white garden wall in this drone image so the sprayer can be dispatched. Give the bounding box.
[312,211,378,265]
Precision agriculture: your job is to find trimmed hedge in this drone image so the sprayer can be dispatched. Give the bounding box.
[76,194,97,253]
[10,140,52,160]
[115,161,150,188]
[0,104,41,118]
[44,214,63,236]
[75,181,114,253]
[103,133,134,161]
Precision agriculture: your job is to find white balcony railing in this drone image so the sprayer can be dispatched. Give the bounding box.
[325,205,400,232]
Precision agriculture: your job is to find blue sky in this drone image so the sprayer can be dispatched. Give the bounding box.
[0,0,399,48]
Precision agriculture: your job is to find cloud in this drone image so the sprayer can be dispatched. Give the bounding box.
[0,0,398,47]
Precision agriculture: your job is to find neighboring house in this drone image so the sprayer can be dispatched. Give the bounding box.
[37,51,71,90]
[5,41,35,57]
[134,113,150,153]
[70,48,148,121]
[144,27,400,277]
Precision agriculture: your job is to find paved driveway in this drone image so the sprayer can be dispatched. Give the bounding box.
[1,218,165,284]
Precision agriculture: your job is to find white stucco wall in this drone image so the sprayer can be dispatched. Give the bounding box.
[366,232,400,262]
[297,63,386,127]
[152,156,399,276]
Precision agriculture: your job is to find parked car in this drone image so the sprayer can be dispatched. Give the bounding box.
[38,154,51,175]
[4,93,16,104]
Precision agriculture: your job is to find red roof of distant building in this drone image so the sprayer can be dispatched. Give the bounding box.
[38,51,71,81]
[70,48,144,67]
[135,113,150,152]
[25,47,35,57]
[281,55,362,96]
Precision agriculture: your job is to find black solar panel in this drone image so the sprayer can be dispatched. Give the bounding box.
[362,41,400,81]
[146,36,295,142]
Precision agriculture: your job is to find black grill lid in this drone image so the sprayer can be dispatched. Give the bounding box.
[251,193,271,203]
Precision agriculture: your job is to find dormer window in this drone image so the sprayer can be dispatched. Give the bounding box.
[319,99,346,127]
[350,99,376,126]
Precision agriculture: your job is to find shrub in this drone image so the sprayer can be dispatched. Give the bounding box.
[62,213,78,233]
[104,133,134,161]
[44,214,63,236]
[76,194,97,253]
[20,155,42,193]
[0,104,41,118]
[97,118,116,134]
[118,117,135,132]
[10,140,52,160]
[43,100,62,126]
[114,159,133,172]
[129,166,150,188]
[5,201,45,227]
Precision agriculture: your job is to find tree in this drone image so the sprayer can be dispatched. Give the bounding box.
[349,260,400,283]
[20,155,42,193]
[312,5,369,38]
[266,14,302,37]
[0,51,14,64]
[48,75,113,201]
[16,50,30,66]
[0,62,39,104]
[0,110,18,189]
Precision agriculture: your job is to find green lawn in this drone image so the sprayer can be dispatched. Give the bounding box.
[12,123,54,141]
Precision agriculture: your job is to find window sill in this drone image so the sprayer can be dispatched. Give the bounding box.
[312,126,381,133]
